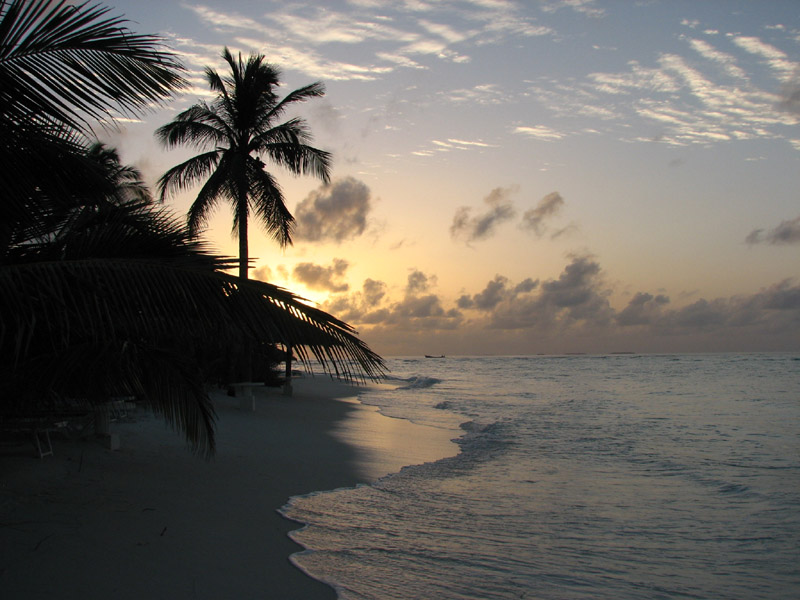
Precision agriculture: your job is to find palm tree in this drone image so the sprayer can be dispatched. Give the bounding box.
[1,142,385,455]
[0,2,385,456]
[1,189,385,456]
[156,47,332,279]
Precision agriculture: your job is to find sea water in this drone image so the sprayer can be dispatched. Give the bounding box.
[281,354,800,599]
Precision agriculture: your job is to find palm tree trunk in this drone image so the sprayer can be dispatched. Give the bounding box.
[236,190,253,388]
[238,192,248,280]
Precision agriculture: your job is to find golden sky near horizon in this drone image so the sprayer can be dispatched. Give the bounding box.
[106,0,800,355]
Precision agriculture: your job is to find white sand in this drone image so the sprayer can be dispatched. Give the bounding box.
[0,378,459,599]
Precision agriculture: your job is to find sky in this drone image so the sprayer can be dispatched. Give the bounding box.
[104,0,800,356]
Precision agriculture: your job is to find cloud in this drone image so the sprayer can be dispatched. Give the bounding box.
[761,279,800,310]
[447,138,496,148]
[455,255,613,332]
[616,292,670,326]
[323,268,461,333]
[450,186,518,243]
[341,256,800,354]
[513,125,566,140]
[732,36,797,83]
[550,223,579,240]
[535,30,800,148]
[688,38,747,79]
[458,275,541,311]
[183,0,552,83]
[251,265,273,282]
[268,10,414,45]
[539,0,605,18]
[515,278,539,293]
[406,269,436,294]
[521,191,565,236]
[443,83,505,105]
[777,70,800,115]
[459,275,507,310]
[418,19,474,44]
[462,256,612,332]
[745,215,800,245]
[376,51,426,70]
[294,177,372,244]
[323,277,388,322]
[179,7,397,81]
[671,298,727,329]
[394,294,446,318]
[292,259,350,292]
[537,255,610,316]
[362,278,387,307]
[413,136,498,158]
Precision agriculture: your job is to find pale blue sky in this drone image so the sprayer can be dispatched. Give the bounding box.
[107,0,800,354]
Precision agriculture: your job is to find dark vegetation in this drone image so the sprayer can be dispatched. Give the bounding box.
[0,0,385,456]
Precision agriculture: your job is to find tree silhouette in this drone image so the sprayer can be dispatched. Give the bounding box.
[1,4,383,456]
[157,47,332,279]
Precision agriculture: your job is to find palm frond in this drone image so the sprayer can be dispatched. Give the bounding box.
[2,201,386,454]
[251,118,332,183]
[86,143,151,205]
[1,253,386,381]
[248,164,293,247]
[157,150,221,202]
[155,103,231,149]
[264,81,326,122]
[261,141,333,183]
[0,340,217,457]
[187,155,236,236]
[0,0,186,134]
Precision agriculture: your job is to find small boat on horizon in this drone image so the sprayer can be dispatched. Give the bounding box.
[425,354,445,359]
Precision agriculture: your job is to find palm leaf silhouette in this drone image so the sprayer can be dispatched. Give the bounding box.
[2,201,385,456]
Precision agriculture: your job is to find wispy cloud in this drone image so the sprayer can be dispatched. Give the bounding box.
[183,0,551,84]
[184,5,274,34]
[412,136,497,157]
[376,51,427,69]
[418,18,475,44]
[688,38,747,79]
[513,125,566,140]
[442,83,504,104]
[746,216,800,245]
[431,138,497,151]
[539,0,605,18]
[549,33,800,146]
[269,10,415,45]
[521,191,565,236]
[447,138,495,147]
[732,36,798,82]
[450,186,518,244]
[235,36,393,81]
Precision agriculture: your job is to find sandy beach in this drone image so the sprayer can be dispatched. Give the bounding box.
[0,378,459,600]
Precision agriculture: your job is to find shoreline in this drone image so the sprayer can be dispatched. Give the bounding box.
[0,378,459,599]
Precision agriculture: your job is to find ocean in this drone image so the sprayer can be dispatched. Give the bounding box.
[281,354,800,599]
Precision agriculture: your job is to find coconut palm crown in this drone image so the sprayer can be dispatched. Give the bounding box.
[157,47,332,279]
